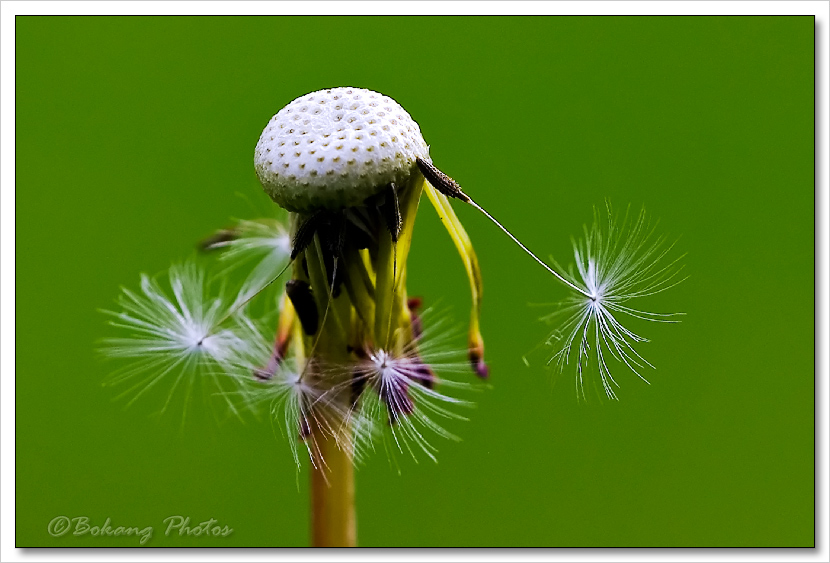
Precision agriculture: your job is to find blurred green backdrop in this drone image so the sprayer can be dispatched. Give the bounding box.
[15,16,814,547]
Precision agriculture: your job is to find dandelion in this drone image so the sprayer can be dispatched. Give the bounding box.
[247,87,496,545]
[103,86,684,546]
[542,205,686,400]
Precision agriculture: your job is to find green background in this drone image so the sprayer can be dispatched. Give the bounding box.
[15,16,814,547]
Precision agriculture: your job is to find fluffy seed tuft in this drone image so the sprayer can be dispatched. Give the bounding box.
[544,205,685,400]
[344,313,472,463]
[99,262,268,418]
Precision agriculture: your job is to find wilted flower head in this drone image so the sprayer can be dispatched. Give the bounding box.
[248,87,490,465]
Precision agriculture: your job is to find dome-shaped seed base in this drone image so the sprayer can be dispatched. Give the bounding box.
[254,87,430,212]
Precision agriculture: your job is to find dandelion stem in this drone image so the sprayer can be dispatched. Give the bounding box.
[310,430,356,547]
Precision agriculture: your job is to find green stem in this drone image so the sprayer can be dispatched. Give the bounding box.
[310,430,356,547]
[302,235,357,547]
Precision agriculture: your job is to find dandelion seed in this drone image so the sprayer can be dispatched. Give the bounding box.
[100,262,264,419]
[351,349,469,463]
[246,358,354,469]
[343,310,471,464]
[201,218,292,307]
[543,205,686,400]
[414,159,684,400]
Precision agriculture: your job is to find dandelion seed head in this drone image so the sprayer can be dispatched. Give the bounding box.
[254,87,430,212]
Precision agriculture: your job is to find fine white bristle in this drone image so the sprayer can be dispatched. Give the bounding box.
[211,218,292,309]
[339,312,472,465]
[244,358,351,469]
[100,262,271,419]
[543,205,686,400]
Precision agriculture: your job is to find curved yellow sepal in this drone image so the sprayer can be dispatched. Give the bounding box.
[423,183,487,378]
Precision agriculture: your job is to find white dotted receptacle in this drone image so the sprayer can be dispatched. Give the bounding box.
[254,87,430,212]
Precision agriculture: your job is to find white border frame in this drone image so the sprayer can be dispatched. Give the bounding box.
[2,2,827,562]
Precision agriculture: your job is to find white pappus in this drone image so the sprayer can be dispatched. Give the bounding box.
[543,205,686,400]
[99,261,270,420]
